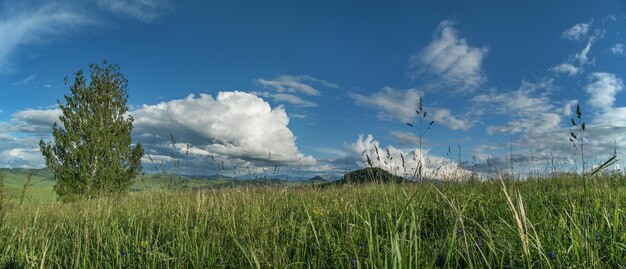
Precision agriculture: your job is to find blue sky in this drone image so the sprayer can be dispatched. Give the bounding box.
[1,0,625,178]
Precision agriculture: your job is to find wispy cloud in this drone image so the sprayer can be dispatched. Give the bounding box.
[575,42,593,65]
[255,75,338,96]
[550,63,580,76]
[409,20,488,92]
[561,22,590,40]
[12,74,36,86]
[389,131,422,146]
[472,74,626,174]
[349,87,421,122]
[550,42,591,77]
[472,79,560,135]
[270,93,317,107]
[96,0,171,23]
[0,3,93,72]
[610,43,624,55]
[255,75,338,107]
[431,109,472,131]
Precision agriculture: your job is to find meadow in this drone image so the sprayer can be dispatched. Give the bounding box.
[1,169,626,268]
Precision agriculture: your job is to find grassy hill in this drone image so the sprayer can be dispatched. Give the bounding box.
[340,167,405,184]
[0,169,56,204]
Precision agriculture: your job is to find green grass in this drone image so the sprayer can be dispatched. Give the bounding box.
[1,173,626,268]
[0,170,307,206]
[1,172,56,204]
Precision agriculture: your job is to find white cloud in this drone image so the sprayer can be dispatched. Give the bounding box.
[2,147,42,166]
[575,42,592,65]
[472,79,560,135]
[97,0,170,23]
[0,125,46,168]
[561,22,590,40]
[611,43,624,55]
[432,109,472,130]
[255,75,338,96]
[471,75,626,175]
[410,20,488,92]
[345,134,470,180]
[270,93,317,107]
[131,92,316,167]
[550,63,581,76]
[562,99,579,116]
[351,87,471,130]
[0,3,93,72]
[349,87,422,122]
[1,92,322,174]
[585,72,623,110]
[472,81,554,113]
[389,131,422,146]
[2,108,61,134]
[486,112,561,136]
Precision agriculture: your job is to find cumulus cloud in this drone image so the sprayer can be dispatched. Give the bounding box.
[561,22,590,40]
[550,63,581,76]
[585,72,623,110]
[410,20,488,92]
[131,92,316,167]
[345,134,470,180]
[0,3,93,72]
[349,87,422,122]
[97,0,170,23]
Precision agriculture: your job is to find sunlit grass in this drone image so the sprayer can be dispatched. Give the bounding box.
[1,173,625,268]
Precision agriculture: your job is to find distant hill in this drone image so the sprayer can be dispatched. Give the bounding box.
[339,167,405,184]
[305,176,327,184]
[0,168,54,179]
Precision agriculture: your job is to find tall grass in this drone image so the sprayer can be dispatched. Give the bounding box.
[0,172,4,223]
[1,174,626,268]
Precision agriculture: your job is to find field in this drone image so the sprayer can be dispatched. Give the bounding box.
[1,170,626,268]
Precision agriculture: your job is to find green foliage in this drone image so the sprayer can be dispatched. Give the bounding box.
[39,62,144,202]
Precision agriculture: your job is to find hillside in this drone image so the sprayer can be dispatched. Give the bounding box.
[340,167,405,184]
[305,175,327,184]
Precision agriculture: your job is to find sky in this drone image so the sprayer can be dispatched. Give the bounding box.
[1,0,626,179]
